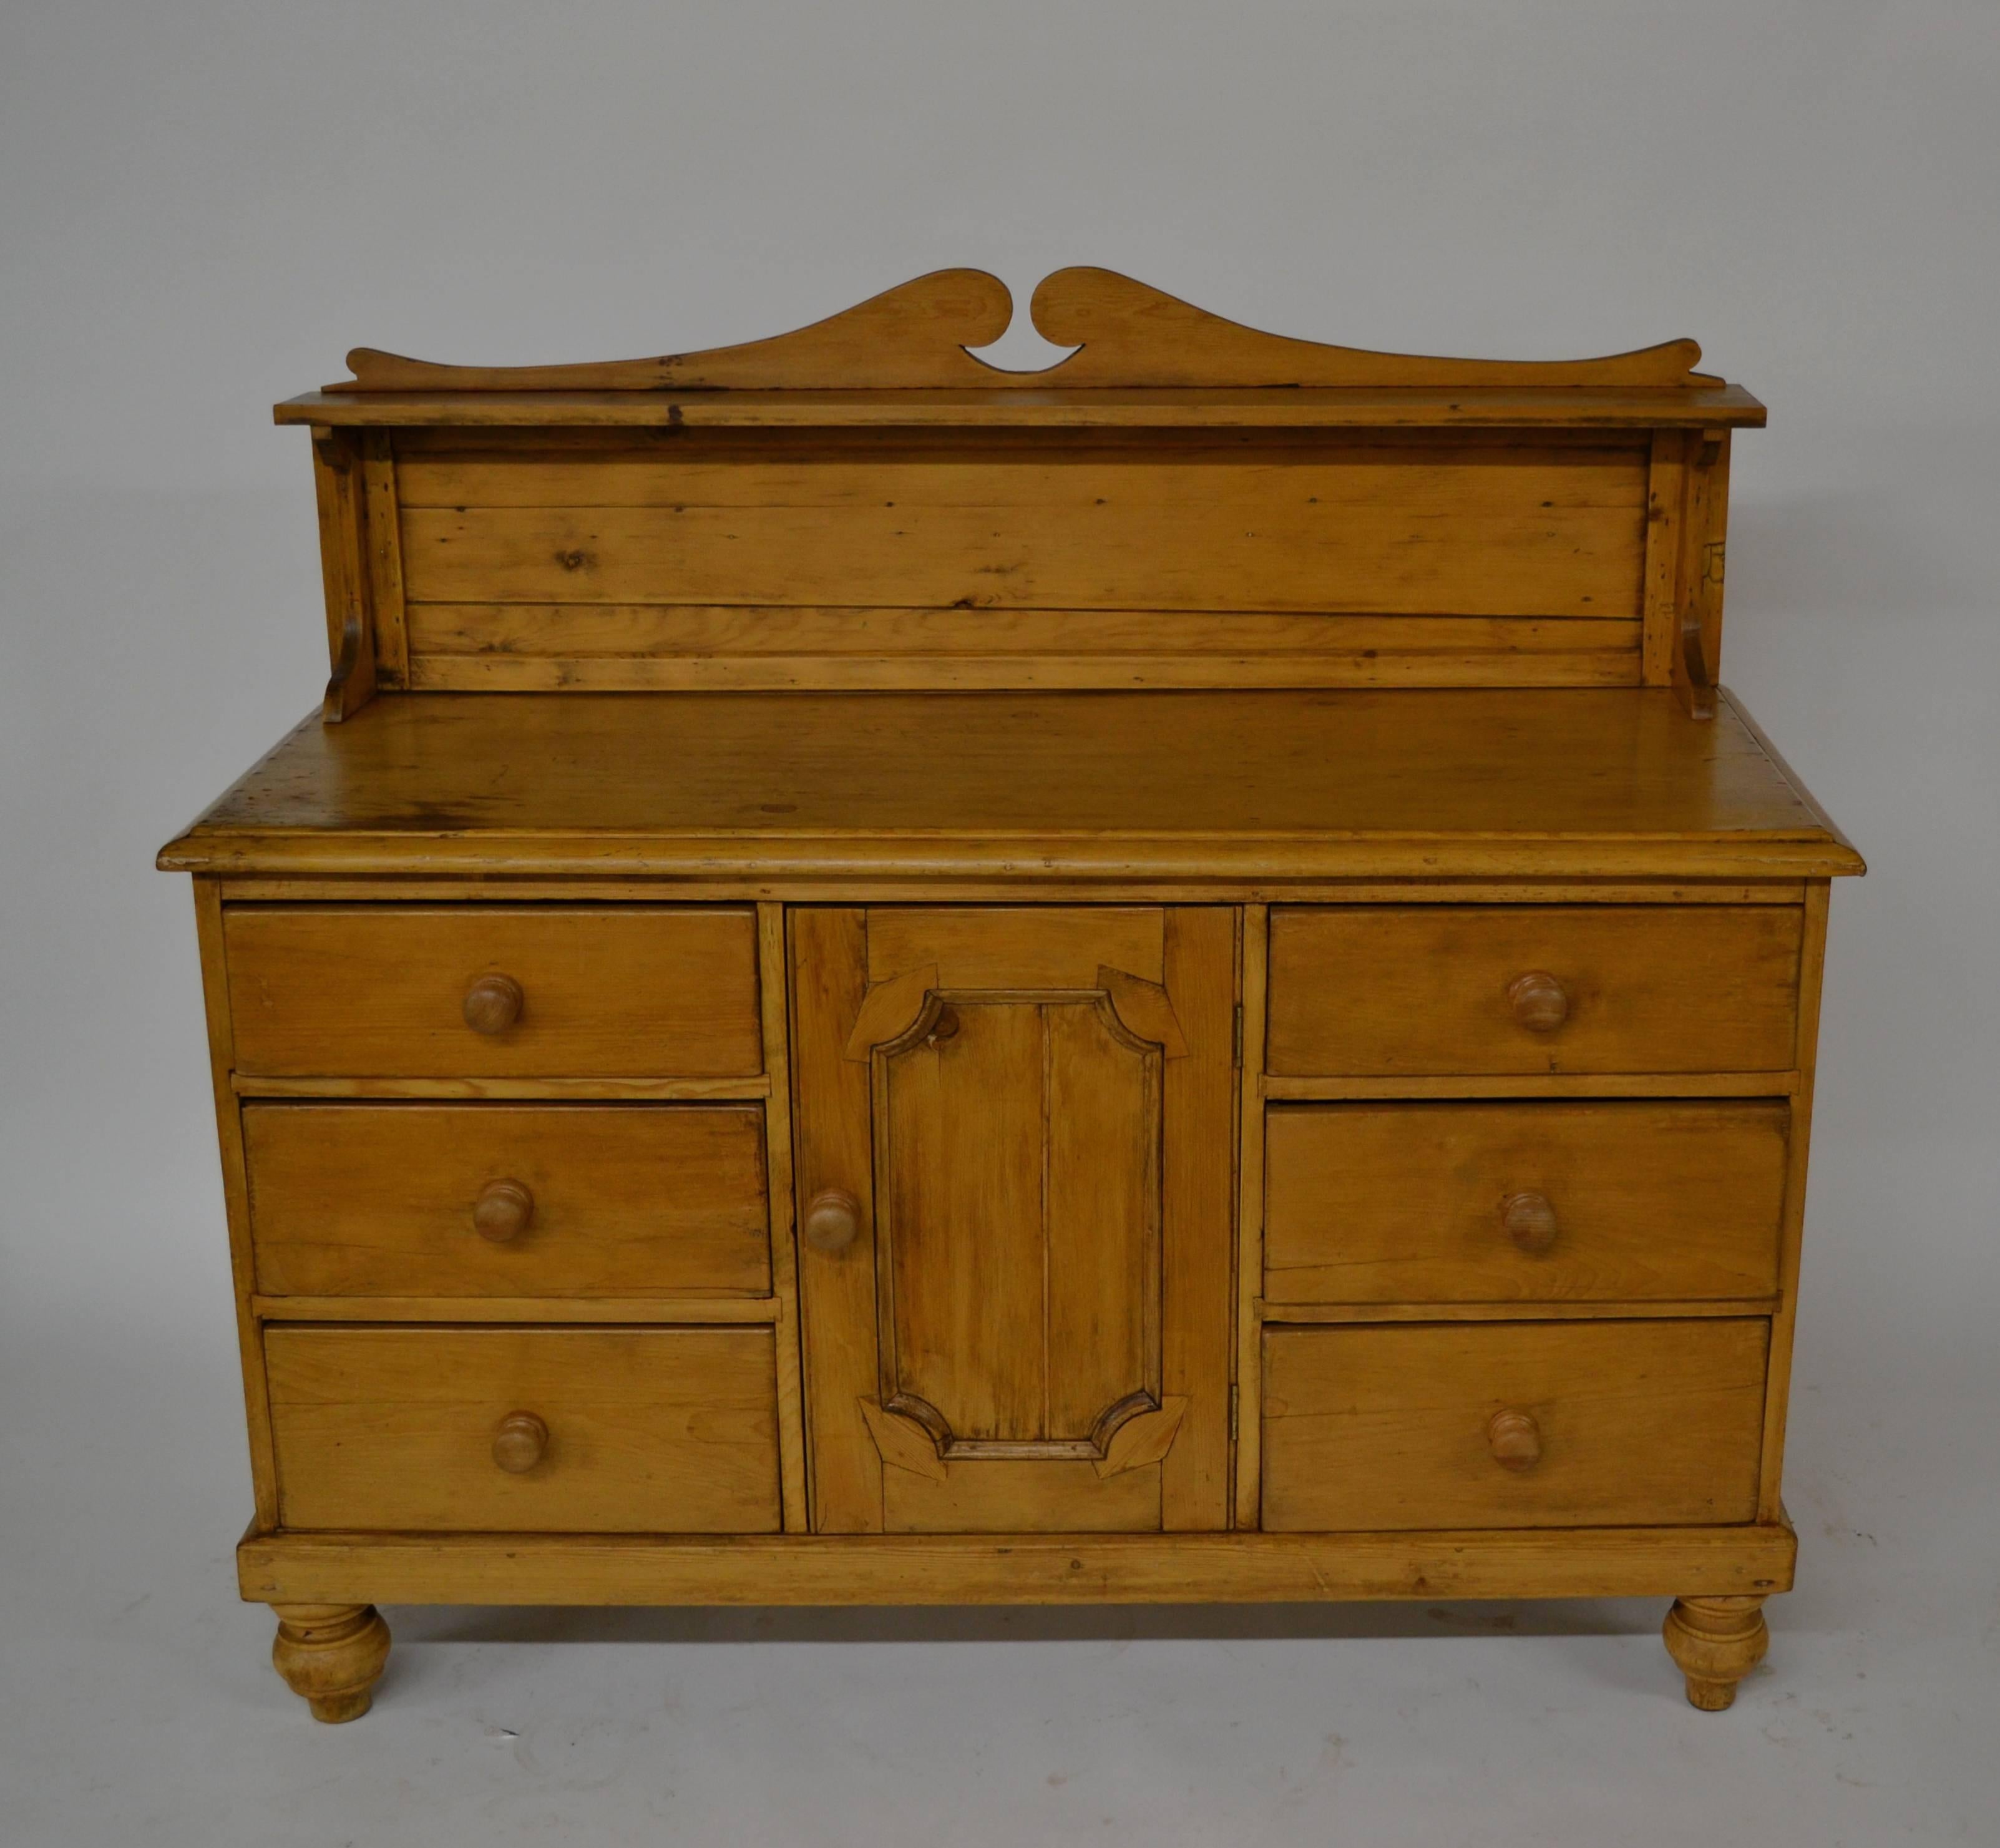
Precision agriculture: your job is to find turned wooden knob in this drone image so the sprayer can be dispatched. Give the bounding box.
[471,1178,535,1243]
[1506,970,1569,1033]
[1501,1190,1558,1254]
[1486,1408,1542,1470]
[462,972,525,1035]
[491,1410,549,1473]
[802,1188,862,1254]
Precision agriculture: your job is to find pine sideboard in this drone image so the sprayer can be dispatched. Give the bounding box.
[159,268,1863,1721]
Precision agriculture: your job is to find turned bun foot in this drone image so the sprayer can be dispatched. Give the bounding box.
[1662,1595,1768,1711]
[270,1603,391,1723]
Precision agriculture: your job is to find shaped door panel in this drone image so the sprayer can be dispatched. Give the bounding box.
[791,907,1235,1533]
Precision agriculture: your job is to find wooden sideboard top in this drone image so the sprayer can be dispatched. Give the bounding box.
[159,687,1861,883]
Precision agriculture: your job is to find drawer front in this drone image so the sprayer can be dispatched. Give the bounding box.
[266,1326,781,1532]
[1261,1320,1767,1530]
[225,906,761,1078]
[1264,1100,1787,1304]
[246,1103,771,1298]
[1266,906,1802,1076]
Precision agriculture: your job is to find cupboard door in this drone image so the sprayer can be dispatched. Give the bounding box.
[791,908,1234,1533]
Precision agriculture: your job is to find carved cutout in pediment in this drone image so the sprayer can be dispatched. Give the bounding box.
[328,266,1719,394]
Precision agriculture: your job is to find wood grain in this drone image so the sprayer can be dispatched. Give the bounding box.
[243,1102,771,1298]
[1261,1320,1768,1530]
[788,909,884,1531]
[223,904,761,1078]
[265,1326,781,1532]
[160,690,1865,884]
[238,1520,1798,1607]
[396,444,1647,620]
[882,1459,1163,1533]
[1263,1100,1788,1303]
[1159,907,1235,1530]
[281,383,1769,432]
[1267,904,1803,1076]
[325,266,1724,394]
[404,605,1641,693]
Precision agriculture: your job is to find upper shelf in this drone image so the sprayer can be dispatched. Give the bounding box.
[278,267,1766,431]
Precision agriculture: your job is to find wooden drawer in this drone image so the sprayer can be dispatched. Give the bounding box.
[224,905,761,1078]
[1266,906,1802,1077]
[1261,1320,1767,1530]
[266,1326,781,1532]
[1264,1100,1787,1304]
[245,1103,771,1298]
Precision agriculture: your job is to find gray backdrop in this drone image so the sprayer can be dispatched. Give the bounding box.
[4,2,1995,1841]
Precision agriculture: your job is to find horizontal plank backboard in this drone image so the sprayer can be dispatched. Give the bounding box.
[382,431,1650,692]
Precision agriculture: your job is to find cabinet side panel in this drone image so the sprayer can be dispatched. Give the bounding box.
[193,878,280,1528]
[1759,878,1831,1517]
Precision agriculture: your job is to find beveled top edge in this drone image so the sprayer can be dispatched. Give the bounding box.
[276,383,1767,431]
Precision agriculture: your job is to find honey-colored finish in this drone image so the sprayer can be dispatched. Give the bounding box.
[1261,1320,1768,1530]
[394,439,1649,627]
[265,1326,781,1533]
[788,909,884,1532]
[882,1458,1163,1534]
[1662,1595,1770,1710]
[223,904,761,1078]
[793,906,1232,1533]
[270,1603,392,1723]
[241,1522,1797,1608]
[1263,1100,1788,1303]
[1267,905,1803,1076]
[754,902,811,1533]
[190,880,280,1529]
[329,266,1724,396]
[161,276,1862,1718]
[243,1102,771,1298]
[406,604,1642,695]
[160,690,1861,885]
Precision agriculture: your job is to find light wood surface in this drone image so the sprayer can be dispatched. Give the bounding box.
[1267,904,1803,1075]
[1234,905,1269,1530]
[265,1326,781,1532]
[755,902,811,1533]
[1262,1101,1788,1303]
[1760,879,1832,1518]
[192,879,280,1528]
[1662,1594,1770,1710]
[223,904,761,1077]
[788,909,884,1531]
[270,1603,391,1724]
[160,690,1863,883]
[795,906,1233,1533]
[282,383,1769,431]
[1261,1320,1768,1530]
[328,266,1725,395]
[243,1102,771,1297]
[406,605,1642,693]
[238,1520,1797,1606]
[159,277,1861,1716]
[393,438,1649,634]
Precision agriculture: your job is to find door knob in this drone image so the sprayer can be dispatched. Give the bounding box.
[802,1188,862,1254]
